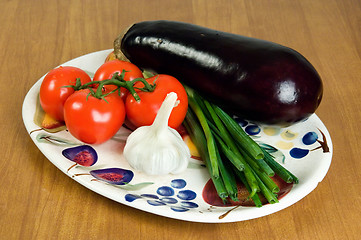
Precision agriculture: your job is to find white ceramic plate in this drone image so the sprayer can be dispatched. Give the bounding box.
[22,50,333,223]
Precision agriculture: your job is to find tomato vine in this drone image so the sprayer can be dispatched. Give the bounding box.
[65,70,156,102]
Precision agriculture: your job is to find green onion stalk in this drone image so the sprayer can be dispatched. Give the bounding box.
[184,86,298,207]
[184,110,228,202]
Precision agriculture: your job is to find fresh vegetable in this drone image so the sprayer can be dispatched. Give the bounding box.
[39,66,91,121]
[118,20,323,124]
[105,51,117,62]
[57,68,156,144]
[123,92,190,175]
[63,88,126,144]
[93,59,144,100]
[125,74,188,129]
[184,88,298,206]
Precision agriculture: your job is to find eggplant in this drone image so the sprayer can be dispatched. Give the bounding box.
[116,20,323,124]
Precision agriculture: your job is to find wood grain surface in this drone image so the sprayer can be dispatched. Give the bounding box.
[1,0,360,239]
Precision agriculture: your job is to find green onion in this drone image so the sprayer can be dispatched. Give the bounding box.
[212,133,244,172]
[209,123,259,198]
[255,158,275,177]
[203,100,239,151]
[184,110,228,201]
[215,145,239,202]
[262,149,299,184]
[234,156,259,198]
[213,105,264,160]
[233,170,263,208]
[184,86,298,206]
[187,88,219,178]
[252,167,280,194]
[251,168,279,204]
[236,146,278,192]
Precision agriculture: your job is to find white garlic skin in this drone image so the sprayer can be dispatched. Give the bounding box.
[123,92,190,175]
[124,125,190,175]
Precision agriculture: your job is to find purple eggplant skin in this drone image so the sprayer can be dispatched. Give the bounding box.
[119,20,323,124]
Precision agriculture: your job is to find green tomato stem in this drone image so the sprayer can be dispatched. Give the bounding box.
[70,71,156,102]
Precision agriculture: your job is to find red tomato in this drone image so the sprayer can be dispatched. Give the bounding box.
[125,74,188,129]
[93,60,144,100]
[39,66,91,121]
[63,89,126,144]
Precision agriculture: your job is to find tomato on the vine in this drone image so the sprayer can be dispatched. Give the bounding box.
[93,60,144,100]
[125,74,188,129]
[39,66,91,121]
[63,89,126,144]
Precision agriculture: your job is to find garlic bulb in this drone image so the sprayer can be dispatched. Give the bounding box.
[123,92,190,175]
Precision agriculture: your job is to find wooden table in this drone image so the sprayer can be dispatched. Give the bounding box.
[1,0,360,239]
